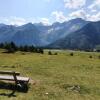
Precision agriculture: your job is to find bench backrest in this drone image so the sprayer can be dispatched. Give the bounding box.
[0,71,20,75]
[0,71,20,84]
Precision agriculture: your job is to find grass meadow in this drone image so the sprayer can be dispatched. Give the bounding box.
[0,49,99,100]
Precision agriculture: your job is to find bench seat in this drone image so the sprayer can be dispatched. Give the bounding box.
[0,75,30,82]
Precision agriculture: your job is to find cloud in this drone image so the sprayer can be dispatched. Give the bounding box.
[68,8,100,22]
[0,16,50,25]
[40,18,50,25]
[90,9,97,13]
[64,0,86,9]
[88,0,100,10]
[86,12,100,21]
[63,0,100,22]
[51,11,68,22]
[69,9,87,19]
[0,17,35,26]
[8,17,27,25]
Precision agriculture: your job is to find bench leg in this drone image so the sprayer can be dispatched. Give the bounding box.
[17,81,28,92]
[13,72,18,85]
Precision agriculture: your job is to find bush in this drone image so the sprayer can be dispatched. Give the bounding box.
[48,51,52,55]
[70,52,74,56]
[4,42,17,53]
[54,52,58,55]
[38,48,44,54]
[89,55,92,58]
[98,55,100,59]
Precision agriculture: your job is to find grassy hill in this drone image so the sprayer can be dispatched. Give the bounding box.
[0,49,100,100]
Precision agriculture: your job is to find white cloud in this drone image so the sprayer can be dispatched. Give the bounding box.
[0,16,51,26]
[68,9,100,22]
[90,9,97,13]
[8,17,27,25]
[69,9,87,19]
[51,11,68,22]
[64,0,86,9]
[0,17,35,26]
[40,18,50,25]
[88,0,100,10]
[86,12,100,21]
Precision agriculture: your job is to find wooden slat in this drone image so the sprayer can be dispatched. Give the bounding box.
[0,71,20,75]
[0,75,30,82]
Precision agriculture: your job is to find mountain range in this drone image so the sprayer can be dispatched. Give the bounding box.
[47,21,100,50]
[0,18,100,50]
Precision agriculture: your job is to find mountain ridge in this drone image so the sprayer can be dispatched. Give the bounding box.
[47,21,100,50]
[0,18,99,50]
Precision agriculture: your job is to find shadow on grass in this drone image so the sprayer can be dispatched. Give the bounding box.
[2,51,15,54]
[0,81,29,97]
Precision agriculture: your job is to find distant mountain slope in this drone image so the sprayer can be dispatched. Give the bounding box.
[10,23,42,46]
[0,18,90,46]
[40,18,89,45]
[0,25,17,43]
[47,21,100,50]
[0,23,6,28]
[0,23,42,46]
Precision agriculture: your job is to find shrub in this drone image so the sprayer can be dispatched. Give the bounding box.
[54,52,58,55]
[89,55,92,58]
[70,52,74,56]
[48,51,52,55]
[98,55,100,59]
[38,48,44,54]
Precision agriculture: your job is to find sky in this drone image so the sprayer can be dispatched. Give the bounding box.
[0,0,100,25]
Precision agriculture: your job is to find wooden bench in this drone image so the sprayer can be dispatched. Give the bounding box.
[0,71,30,87]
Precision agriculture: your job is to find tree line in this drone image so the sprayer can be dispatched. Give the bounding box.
[0,42,44,54]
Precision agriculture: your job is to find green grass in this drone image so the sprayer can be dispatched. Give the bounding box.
[0,49,100,100]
